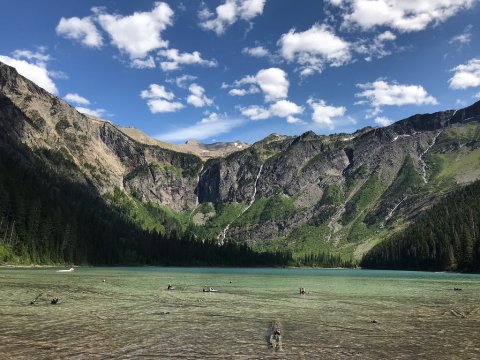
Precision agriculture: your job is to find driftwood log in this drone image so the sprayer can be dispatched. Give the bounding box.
[268,321,282,351]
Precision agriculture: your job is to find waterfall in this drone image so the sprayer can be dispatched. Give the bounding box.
[419,131,442,184]
[247,164,263,208]
[381,197,407,228]
[418,109,460,183]
[218,164,264,244]
[189,164,204,219]
[195,164,204,207]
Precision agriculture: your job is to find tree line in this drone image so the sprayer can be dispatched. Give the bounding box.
[362,180,480,272]
[0,141,291,267]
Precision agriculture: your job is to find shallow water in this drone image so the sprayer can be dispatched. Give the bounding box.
[0,267,479,359]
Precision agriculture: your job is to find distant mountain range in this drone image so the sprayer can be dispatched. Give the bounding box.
[1,60,479,267]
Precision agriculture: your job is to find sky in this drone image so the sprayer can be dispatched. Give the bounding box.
[1,0,480,144]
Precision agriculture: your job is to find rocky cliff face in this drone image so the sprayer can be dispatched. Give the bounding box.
[0,62,202,211]
[1,60,480,257]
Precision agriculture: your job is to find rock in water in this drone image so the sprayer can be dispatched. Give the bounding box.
[268,321,282,351]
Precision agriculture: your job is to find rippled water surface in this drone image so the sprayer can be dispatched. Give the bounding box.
[1,267,479,359]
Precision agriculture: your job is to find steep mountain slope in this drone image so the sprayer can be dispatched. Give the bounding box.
[1,60,480,263]
[0,62,203,211]
[361,179,480,271]
[195,107,480,259]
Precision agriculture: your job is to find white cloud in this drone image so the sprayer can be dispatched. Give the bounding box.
[240,105,270,120]
[158,48,217,71]
[307,98,346,129]
[76,107,108,117]
[240,99,304,123]
[356,30,398,62]
[228,86,260,96]
[475,92,480,99]
[270,100,304,118]
[140,84,184,113]
[374,116,392,127]
[0,55,58,94]
[278,24,351,76]
[146,99,184,113]
[355,79,438,116]
[238,0,266,19]
[11,49,51,63]
[156,113,244,142]
[64,93,90,105]
[199,0,266,35]
[97,2,173,59]
[166,74,198,88]
[242,46,270,57]
[255,68,289,101]
[449,58,480,89]
[130,56,156,69]
[377,30,396,42]
[141,84,175,100]
[331,0,475,32]
[187,83,213,107]
[56,16,103,48]
[449,25,473,45]
[227,67,289,101]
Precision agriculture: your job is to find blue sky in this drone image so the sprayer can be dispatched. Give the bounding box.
[1,0,480,144]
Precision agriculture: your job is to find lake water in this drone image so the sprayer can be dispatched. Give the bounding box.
[0,267,479,359]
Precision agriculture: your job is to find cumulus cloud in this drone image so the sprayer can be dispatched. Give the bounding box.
[226,67,289,102]
[242,46,270,58]
[156,112,244,142]
[356,30,398,62]
[240,99,304,123]
[130,56,156,69]
[56,16,103,48]
[278,24,351,76]
[140,84,184,113]
[330,0,475,32]
[76,107,108,117]
[374,116,392,127]
[355,79,438,116]
[158,48,217,71]
[96,2,173,59]
[146,100,184,113]
[199,0,266,35]
[141,84,175,100]
[475,92,480,99]
[187,83,214,107]
[64,93,90,105]
[228,86,260,96]
[307,98,347,129]
[0,50,58,94]
[255,68,289,101]
[449,58,480,89]
[166,74,198,88]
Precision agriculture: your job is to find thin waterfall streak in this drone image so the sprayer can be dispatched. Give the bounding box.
[218,164,264,244]
[419,131,442,184]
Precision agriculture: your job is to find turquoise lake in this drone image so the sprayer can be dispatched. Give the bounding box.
[0,267,479,359]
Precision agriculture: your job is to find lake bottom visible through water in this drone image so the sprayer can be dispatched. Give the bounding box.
[0,267,479,359]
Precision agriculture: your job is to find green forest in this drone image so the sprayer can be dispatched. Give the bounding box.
[362,180,480,272]
[0,140,291,267]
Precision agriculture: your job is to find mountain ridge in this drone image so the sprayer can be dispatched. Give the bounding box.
[1,60,480,262]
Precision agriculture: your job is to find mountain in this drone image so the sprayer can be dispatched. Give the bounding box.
[117,127,249,160]
[1,60,480,265]
[361,180,480,272]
